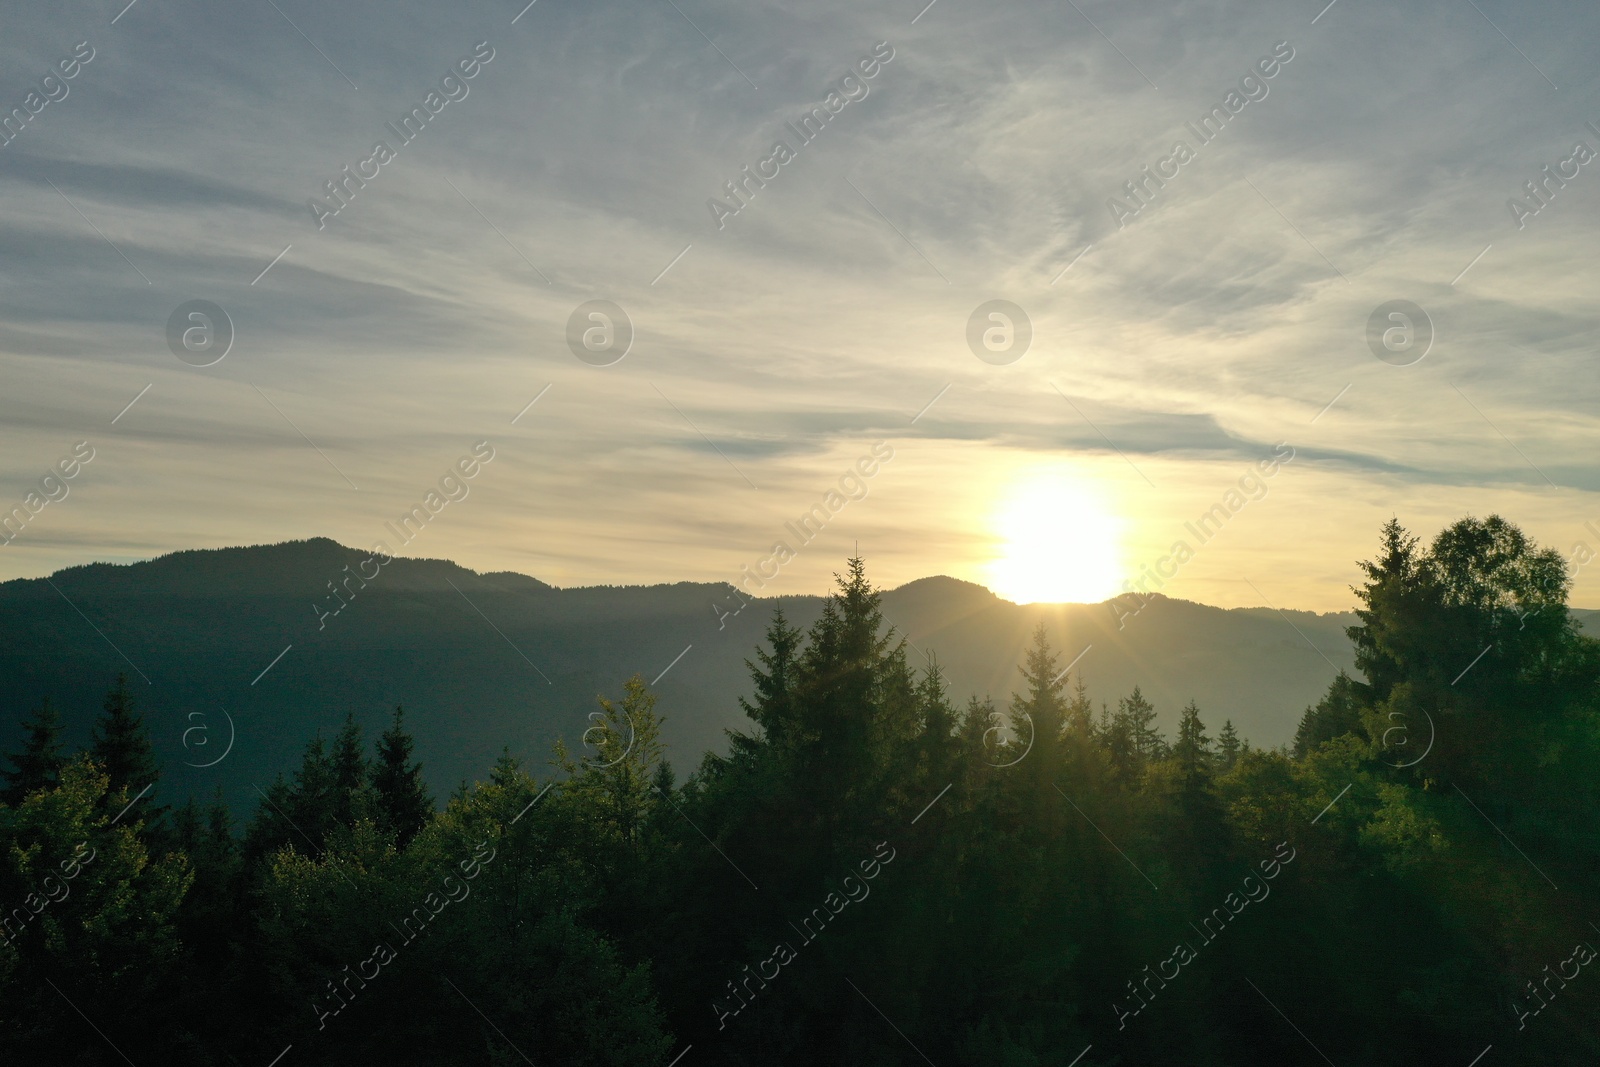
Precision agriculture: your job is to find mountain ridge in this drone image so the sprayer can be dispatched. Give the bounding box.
[0,538,1406,813]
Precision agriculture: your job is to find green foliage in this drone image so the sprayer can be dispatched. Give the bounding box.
[2,517,1598,1064]
[372,706,433,847]
[1340,516,1598,789]
[89,675,161,811]
[1293,670,1365,757]
[1216,718,1242,770]
[1101,685,1165,786]
[0,756,191,1062]
[2,697,65,806]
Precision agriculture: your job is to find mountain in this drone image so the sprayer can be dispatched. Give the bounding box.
[0,538,1377,811]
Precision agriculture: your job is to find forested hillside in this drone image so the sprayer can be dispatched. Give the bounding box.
[0,538,1362,811]
[2,515,1596,1065]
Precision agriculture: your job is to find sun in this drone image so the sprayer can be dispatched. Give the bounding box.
[987,473,1124,604]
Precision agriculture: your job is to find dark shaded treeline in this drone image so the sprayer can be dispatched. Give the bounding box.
[1,515,1597,1065]
[0,536,1364,815]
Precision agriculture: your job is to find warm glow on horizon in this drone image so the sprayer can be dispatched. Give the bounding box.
[987,471,1124,605]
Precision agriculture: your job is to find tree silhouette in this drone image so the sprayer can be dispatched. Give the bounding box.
[89,675,162,829]
[371,705,432,846]
[2,698,66,805]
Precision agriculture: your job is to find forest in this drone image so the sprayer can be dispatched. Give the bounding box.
[1,514,1597,1065]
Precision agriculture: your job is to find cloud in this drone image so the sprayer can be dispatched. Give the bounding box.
[1,0,1597,608]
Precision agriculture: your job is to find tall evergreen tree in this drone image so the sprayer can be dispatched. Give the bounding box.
[1104,686,1163,786]
[558,674,667,848]
[330,713,366,795]
[370,705,432,846]
[1011,623,1067,772]
[1098,698,1135,786]
[790,556,916,809]
[89,675,161,817]
[1065,675,1095,741]
[489,745,523,787]
[1292,671,1365,757]
[958,694,1000,790]
[243,734,335,868]
[173,787,240,984]
[1346,518,1426,704]
[2,698,66,805]
[914,654,963,796]
[1172,700,1211,785]
[737,606,804,752]
[1163,700,1229,891]
[1123,687,1165,761]
[1216,718,1242,771]
[322,712,377,833]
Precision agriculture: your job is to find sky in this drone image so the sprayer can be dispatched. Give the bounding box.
[1,0,1597,612]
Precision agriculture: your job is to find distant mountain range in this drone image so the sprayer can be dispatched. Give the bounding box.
[7,538,1580,812]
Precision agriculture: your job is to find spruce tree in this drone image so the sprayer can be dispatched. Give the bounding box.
[371,705,432,846]
[1065,675,1095,741]
[330,713,365,794]
[1098,699,1136,786]
[489,746,523,788]
[90,674,161,811]
[1172,700,1211,786]
[288,734,334,833]
[1166,701,1229,886]
[558,675,666,851]
[915,654,961,790]
[329,712,374,829]
[792,556,907,804]
[958,695,999,786]
[1124,687,1165,761]
[1008,624,1072,813]
[245,734,333,866]
[738,607,804,751]
[2,697,66,805]
[1292,671,1366,757]
[1011,623,1067,760]
[1109,686,1164,782]
[916,653,955,737]
[1217,719,1241,770]
[1346,517,1424,703]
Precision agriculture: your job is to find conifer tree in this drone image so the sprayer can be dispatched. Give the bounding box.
[244,734,335,867]
[371,705,432,846]
[173,788,240,980]
[738,607,803,752]
[1292,671,1364,757]
[1165,700,1228,886]
[1011,623,1067,763]
[1217,719,1242,770]
[89,675,161,817]
[1173,700,1211,782]
[323,712,378,833]
[558,675,666,849]
[1104,686,1163,785]
[916,653,955,736]
[1347,518,1425,703]
[288,734,334,828]
[791,557,911,805]
[2,698,66,805]
[1065,675,1095,741]
[489,746,523,788]
[957,695,1000,788]
[330,713,365,796]
[1123,686,1166,761]
[915,654,962,791]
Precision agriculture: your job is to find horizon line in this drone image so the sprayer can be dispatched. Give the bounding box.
[9,535,1597,617]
